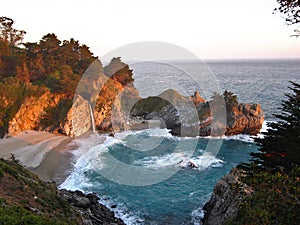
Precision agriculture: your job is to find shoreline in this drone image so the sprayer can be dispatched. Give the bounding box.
[0,130,78,184]
[0,122,269,184]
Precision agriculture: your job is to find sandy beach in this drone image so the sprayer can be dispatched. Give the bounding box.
[0,130,78,184]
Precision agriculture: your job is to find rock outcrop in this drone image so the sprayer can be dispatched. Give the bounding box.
[60,189,125,225]
[63,95,94,137]
[191,91,206,105]
[202,168,253,225]
[226,103,264,135]
[130,89,264,137]
[94,77,140,133]
[5,57,263,138]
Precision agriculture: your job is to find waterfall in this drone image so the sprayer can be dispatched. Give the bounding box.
[88,102,96,132]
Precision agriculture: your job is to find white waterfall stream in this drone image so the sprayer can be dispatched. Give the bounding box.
[88,102,96,132]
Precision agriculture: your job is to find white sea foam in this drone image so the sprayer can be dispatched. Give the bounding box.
[256,120,275,139]
[59,135,144,225]
[198,120,275,143]
[134,152,224,171]
[191,208,204,225]
[114,128,175,152]
[59,135,118,190]
[134,152,188,168]
[223,134,255,143]
[115,128,173,140]
[97,196,145,225]
[187,153,224,170]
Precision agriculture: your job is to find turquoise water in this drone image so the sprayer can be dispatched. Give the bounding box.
[61,129,258,224]
[60,59,300,224]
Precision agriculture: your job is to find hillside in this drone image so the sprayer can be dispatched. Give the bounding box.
[0,157,125,224]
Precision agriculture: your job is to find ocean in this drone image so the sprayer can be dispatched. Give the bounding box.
[60,59,300,225]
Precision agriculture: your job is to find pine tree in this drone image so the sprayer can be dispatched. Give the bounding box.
[250,81,300,171]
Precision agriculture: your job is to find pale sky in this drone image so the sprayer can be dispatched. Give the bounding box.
[1,0,300,59]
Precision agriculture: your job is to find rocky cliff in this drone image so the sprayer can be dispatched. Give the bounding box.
[5,60,263,138]
[6,59,140,137]
[130,89,264,137]
[0,158,124,224]
[60,189,125,225]
[226,103,264,135]
[202,168,253,225]
[8,90,66,135]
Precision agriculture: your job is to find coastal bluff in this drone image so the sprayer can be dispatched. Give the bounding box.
[8,75,139,137]
[202,168,253,225]
[6,87,264,138]
[0,158,125,224]
[3,59,263,138]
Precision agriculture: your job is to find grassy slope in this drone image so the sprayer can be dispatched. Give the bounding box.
[0,158,81,225]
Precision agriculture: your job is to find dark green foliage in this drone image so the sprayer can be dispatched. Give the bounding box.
[130,96,171,117]
[0,16,97,137]
[233,82,300,224]
[0,159,79,224]
[226,166,300,225]
[0,17,96,96]
[0,16,26,46]
[275,0,300,25]
[210,90,238,112]
[39,98,73,132]
[0,17,26,79]
[250,82,300,170]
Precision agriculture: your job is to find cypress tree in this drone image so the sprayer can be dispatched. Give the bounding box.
[249,81,300,171]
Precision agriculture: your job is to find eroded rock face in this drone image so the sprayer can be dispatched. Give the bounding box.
[7,77,140,137]
[225,103,264,135]
[94,80,140,133]
[63,95,93,137]
[202,168,253,225]
[8,90,64,135]
[130,89,264,137]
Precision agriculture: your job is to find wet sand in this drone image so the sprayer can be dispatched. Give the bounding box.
[0,130,78,184]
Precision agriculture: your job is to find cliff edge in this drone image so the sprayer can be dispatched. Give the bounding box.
[202,168,253,225]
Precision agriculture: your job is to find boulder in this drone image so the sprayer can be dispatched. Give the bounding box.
[60,189,125,225]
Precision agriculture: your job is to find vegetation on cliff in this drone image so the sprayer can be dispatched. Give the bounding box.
[203,82,300,225]
[228,166,300,225]
[130,89,264,136]
[0,157,80,224]
[234,82,300,224]
[0,16,95,137]
[251,81,300,170]
[0,157,125,224]
[0,16,137,137]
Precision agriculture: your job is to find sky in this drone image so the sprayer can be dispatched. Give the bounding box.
[1,0,300,59]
